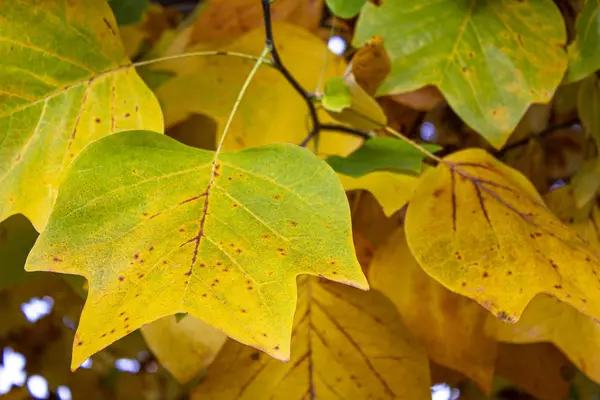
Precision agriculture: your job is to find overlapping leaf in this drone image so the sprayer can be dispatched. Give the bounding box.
[405,149,600,323]
[339,172,419,216]
[26,130,367,370]
[370,228,496,389]
[353,0,567,148]
[0,0,163,231]
[193,277,430,399]
[141,315,227,383]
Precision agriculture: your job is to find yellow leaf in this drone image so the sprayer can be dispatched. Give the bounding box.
[192,277,431,399]
[156,23,362,156]
[486,186,600,384]
[495,342,573,400]
[370,228,496,390]
[141,315,227,383]
[405,148,600,323]
[340,172,419,217]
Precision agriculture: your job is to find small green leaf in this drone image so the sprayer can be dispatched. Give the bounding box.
[327,137,440,177]
[108,0,149,25]
[567,0,600,82]
[353,0,567,149]
[26,130,367,370]
[326,0,368,18]
[322,77,352,112]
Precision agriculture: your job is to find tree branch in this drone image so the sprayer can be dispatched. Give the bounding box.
[261,0,370,145]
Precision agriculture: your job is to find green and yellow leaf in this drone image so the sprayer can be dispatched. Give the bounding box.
[0,0,163,231]
[353,0,567,148]
[25,130,367,370]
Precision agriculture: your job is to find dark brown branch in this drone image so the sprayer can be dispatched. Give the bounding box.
[261,0,371,146]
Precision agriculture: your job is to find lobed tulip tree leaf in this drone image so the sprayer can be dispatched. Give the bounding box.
[567,0,600,82]
[405,149,600,324]
[25,130,367,370]
[0,0,163,231]
[353,0,567,149]
[192,277,430,400]
[326,137,440,178]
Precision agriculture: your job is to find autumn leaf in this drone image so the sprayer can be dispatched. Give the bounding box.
[370,228,497,390]
[353,0,567,148]
[141,315,227,383]
[485,185,600,384]
[567,0,600,82]
[25,130,367,370]
[0,0,163,231]
[341,172,419,217]
[405,148,600,324]
[156,23,362,156]
[192,277,430,400]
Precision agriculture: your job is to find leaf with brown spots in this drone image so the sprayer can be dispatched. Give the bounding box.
[0,0,163,231]
[353,0,567,148]
[192,277,430,400]
[25,130,367,370]
[405,148,600,325]
[370,228,497,391]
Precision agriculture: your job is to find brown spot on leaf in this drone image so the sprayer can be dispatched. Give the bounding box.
[482,272,489,278]
[554,284,562,289]
[250,352,260,361]
[95,118,101,123]
[118,276,124,281]
[273,194,281,200]
[53,257,63,263]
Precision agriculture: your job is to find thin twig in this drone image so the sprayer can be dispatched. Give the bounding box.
[216,46,272,152]
[319,124,373,140]
[383,126,444,163]
[261,0,321,143]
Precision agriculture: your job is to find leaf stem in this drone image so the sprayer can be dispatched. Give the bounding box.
[131,50,274,69]
[215,46,273,153]
[383,126,443,164]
